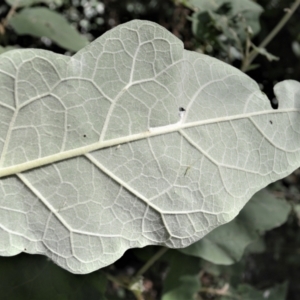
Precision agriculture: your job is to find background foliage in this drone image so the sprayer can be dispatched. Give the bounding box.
[0,0,300,299]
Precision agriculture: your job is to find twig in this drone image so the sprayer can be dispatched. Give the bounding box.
[241,0,300,72]
[0,2,19,35]
[134,247,169,278]
[105,247,168,300]
[105,273,128,289]
[129,247,168,300]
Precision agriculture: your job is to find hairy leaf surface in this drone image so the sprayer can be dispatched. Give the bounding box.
[0,20,299,274]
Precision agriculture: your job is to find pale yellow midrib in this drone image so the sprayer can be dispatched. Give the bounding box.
[0,108,293,178]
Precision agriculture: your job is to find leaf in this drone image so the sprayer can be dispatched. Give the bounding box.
[188,0,263,19]
[251,44,280,62]
[5,0,61,8]
[245,236,266,254]
[0,45,20,54]
[9,7,88,51]
[231,282,288,300]
[189,0,263,43]
[0,253,108,300]
[292,41,300,58]
[179,189,291,264]
[0,20,300,274]
[264,282,288,300]
[162,251,200,300]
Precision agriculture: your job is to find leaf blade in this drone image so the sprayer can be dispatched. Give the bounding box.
[179,189,291,264]
[8,8,88,51]
[0,20,299,274]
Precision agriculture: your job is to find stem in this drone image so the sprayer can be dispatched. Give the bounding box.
[2,3,18,27]
[241,0,300,72]
[105,247,168,300]
[132,290,144,300]
[0,2,19,35]
[105,273,128,289]
[105,273,144,300]
[129,247,168,300]
[134,247,169,278]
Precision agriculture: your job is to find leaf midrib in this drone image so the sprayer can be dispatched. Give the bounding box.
[0,108,293,178]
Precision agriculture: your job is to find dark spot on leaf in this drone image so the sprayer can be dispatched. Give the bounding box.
[179,107,185,112]
[83,134,87,138]
[270,120,273,124]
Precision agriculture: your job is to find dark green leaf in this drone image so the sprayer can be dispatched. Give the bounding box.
[179,189,291,264]
[9,7,89,51]
[162,251,200,300]
[230,282,288,300]
[0,254,108,300]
